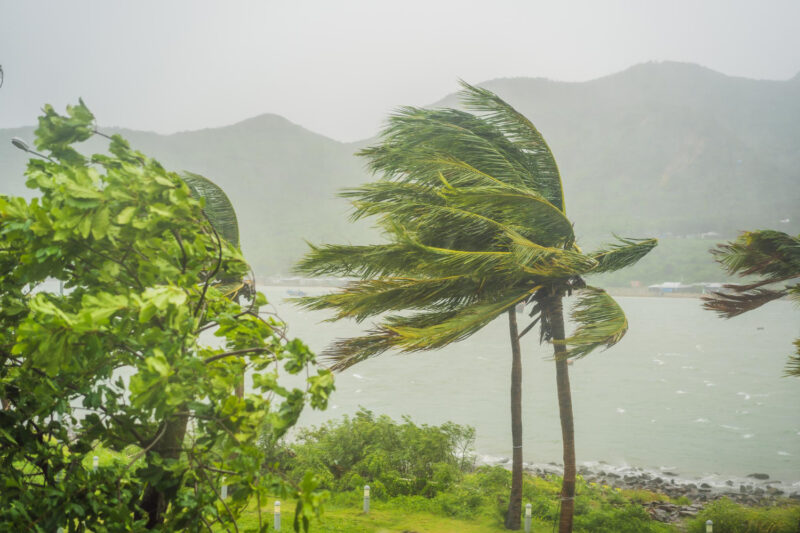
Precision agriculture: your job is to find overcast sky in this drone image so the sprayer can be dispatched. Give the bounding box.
[1,0,799,141]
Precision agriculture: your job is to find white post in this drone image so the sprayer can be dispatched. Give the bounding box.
[363,485,370,514]
[524,503,532,532]
[220,478,227,500]
[274,500,281,531]
[92,455,99,471]
[706,519,713,533]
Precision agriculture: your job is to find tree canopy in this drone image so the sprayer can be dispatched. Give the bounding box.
[0,101,334,531]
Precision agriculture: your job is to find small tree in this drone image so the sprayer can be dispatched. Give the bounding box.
[703,230,800,375]
[0,101,334,531]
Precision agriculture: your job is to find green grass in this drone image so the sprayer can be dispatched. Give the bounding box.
[236,497,557,533]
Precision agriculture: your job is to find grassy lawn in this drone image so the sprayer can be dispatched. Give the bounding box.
[237,499,556,533]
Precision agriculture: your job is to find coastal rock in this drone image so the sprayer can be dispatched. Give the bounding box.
[747,473,770,480]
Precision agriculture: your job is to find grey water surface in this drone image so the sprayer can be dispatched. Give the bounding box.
[264,286,800,487]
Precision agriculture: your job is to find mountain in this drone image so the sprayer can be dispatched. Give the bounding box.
[2,62,798,282]
[0,115,372,276]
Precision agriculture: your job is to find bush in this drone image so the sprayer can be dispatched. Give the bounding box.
[688,498,800,533]
[278,408,475,497]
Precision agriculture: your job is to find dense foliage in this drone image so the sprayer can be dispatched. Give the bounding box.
[0,102,334,531]
[265,413,675,532]
[275,409,475,498]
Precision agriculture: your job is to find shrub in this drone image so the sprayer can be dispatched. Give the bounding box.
[688,498,800,533]
[279,408,475,497]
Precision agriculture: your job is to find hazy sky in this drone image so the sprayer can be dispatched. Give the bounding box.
[1,0,799,141]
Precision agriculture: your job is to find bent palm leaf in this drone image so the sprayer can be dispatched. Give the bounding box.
[554,288,628,359]
[182,171,240,249]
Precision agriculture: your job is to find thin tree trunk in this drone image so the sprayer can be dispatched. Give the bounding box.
[139,411,189,529]
[544,296,575,533]
[505,309,523,530]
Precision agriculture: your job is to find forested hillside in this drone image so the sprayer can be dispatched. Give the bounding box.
[2,62,797,282]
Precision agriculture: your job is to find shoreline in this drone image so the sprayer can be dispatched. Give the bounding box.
[260,282,709,299]
[479,456,800,506]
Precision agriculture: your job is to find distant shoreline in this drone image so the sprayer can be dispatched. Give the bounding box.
[258,281,707,299]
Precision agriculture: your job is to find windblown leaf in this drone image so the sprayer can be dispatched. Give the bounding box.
[588,236,658,274]
[294,275,497,322]
[322,291,533,370]
[702,287,788,318]
[555,287,628,359]
[712,230,800,281]
[181,171,240,248]
[458,80,565,211]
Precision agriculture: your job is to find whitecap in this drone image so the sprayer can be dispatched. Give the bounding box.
[742,434,754,439]
[352,373,365,380]
[695,344,705,352]
[737,392,751,400]
[694,418,709,423]
[355,389,362,393]
[650,419,657,423]
[675,390,687,394]
[653,358,665,365]
[616,408,626,414]
[681,365,695,370]
[778,451,791,456]
[721,424,742,431]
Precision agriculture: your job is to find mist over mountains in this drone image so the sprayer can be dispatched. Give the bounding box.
[2,62,798,282]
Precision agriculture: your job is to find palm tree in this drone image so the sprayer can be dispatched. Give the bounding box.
[182,171,252,398]
[296,82,656,532]
[703,230,800,376]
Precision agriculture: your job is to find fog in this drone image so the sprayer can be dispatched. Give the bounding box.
[1,0,799,141]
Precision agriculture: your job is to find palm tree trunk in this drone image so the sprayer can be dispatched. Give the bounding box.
[543,296,575,533]
[505,309,523,530]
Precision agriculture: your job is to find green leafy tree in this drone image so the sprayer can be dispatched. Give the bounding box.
[0,101,334,531]
[295,82,656,532]
[703,230,800,375]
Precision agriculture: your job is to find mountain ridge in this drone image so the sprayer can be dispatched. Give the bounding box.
[2,61,797,281]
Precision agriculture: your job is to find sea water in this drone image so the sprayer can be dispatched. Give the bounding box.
[265,286,800,488]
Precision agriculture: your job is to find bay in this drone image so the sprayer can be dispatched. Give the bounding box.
[265,286,800,487]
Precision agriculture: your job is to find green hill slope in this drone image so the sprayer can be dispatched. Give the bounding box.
[2,62,797,281]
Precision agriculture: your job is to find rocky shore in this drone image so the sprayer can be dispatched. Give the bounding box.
[484,457,800,524]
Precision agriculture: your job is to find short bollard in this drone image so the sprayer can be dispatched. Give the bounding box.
[706,519,713,533]
[92,455,99,471]
[363,485,370,514]
[274,500,281,531]
[524,503,532,533]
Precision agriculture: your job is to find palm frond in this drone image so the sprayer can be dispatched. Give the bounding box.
[507,232,597,278]
[712,230,800,280]
[458,80,565,211]
[181,171,240,248]
[360,107,537,192]
[785,339,800,378]
[554,287,628,359]
[386,290,532,351]
[588,237,658,274]
[294,275,501,322]
[295,234,520,281]
[702,287,788,318]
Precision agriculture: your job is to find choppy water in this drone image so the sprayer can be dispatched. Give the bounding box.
[264,286,800,488]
